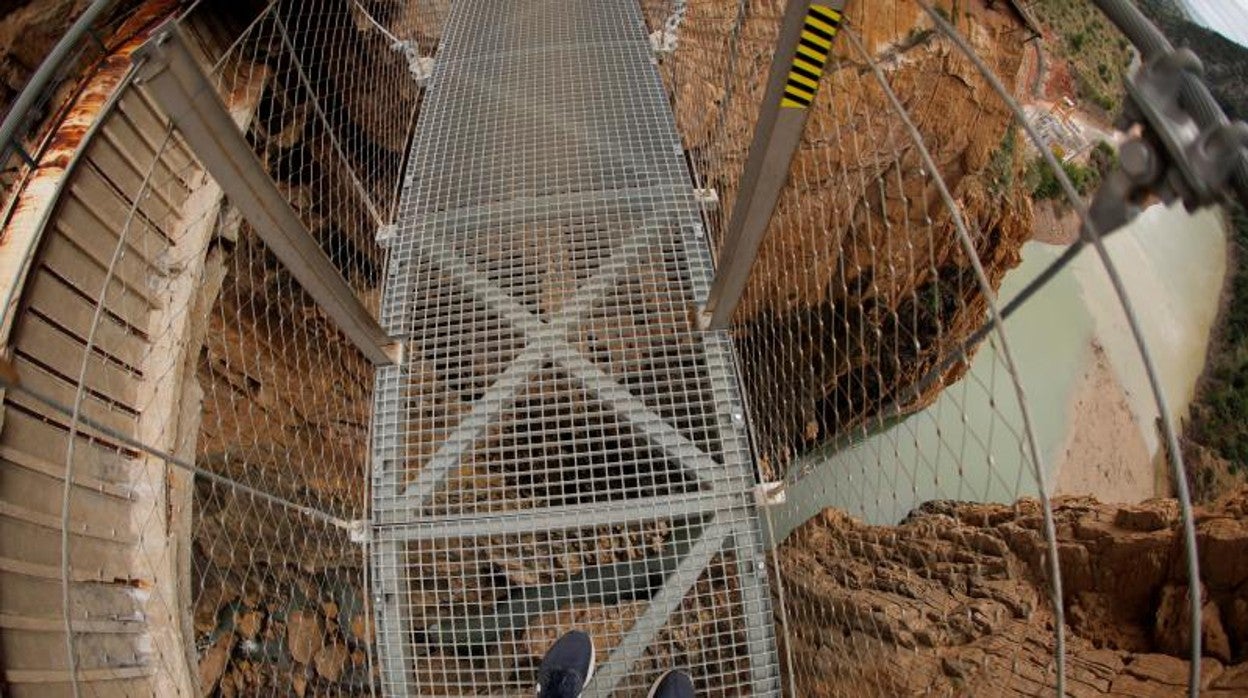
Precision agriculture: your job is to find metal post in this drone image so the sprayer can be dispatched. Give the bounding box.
[131,24,399,365]
[698,1,846,330]
[370,364,416,696]
[1088,0,1248,204]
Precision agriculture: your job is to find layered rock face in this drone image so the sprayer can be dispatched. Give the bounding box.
[776,490,1248,695]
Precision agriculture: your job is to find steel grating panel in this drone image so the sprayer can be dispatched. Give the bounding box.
[371,1,778,695]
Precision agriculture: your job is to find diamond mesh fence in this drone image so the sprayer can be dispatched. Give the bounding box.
[645,0,1242,695]
[0,0,446,695]
[196,0,451,318]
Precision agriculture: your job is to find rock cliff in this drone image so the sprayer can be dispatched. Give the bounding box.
[776,489,1248,695]
[658,0,1036,474]
[0,0,88,117]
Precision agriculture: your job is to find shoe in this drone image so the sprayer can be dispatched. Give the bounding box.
[536,630,595,697]
[647,670,695,698]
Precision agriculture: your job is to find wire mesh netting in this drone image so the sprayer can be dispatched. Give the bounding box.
[0,0,447,695]
[643,0,1246,695]
[196,0,452,318]
[1,0,1247,696]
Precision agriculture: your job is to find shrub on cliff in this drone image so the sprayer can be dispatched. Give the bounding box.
[1026,154,1099,200]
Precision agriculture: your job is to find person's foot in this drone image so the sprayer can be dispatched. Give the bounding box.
[647,669,695,698]
[536,630,595,697]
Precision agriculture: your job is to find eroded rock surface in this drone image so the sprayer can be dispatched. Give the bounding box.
[776,489,1248,695]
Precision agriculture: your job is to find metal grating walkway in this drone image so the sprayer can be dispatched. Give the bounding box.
[370,1,778,694]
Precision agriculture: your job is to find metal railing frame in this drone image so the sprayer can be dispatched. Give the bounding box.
[698,0,848,330]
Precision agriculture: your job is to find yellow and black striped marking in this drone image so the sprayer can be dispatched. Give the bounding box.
[781,3,842,108]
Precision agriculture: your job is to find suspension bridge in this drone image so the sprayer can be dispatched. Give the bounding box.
[369,0,777,693]
[0,0,1244,696]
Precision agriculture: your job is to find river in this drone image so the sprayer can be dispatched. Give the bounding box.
[766,202,1228,542]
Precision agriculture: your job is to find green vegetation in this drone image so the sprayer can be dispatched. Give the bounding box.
[1031,0,1136,114]
[1089,139,1117,178]
[1187,207,1248,471]
[986,127,1019,197]
[1025,154,1099,200]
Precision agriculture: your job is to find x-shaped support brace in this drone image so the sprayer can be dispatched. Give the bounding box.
[371,206,777,697]
[380,214,738,513]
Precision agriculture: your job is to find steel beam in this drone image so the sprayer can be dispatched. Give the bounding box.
[583,517,730,697]
[371,365,406,499]
[699,1,846,330]
[395,185,681,236]
[132,25,398,365]
[420,516,715,651]
[696,336,781,693]
[387,230,546,338]
[391,345,547,510]
[389,224,725,511]
[553,345,733,485]
[390,341,722,513]
[370,366,415,696]
[730,520,781,693]
[378,492,740,541]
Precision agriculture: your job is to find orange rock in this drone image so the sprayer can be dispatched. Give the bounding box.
[286,610,324,665]
[236,610,262,640]
[292,670,308,697]
[314,642,350,682]
[778,490,1248,695]
[198,633,234,694]
[350,612,374,645]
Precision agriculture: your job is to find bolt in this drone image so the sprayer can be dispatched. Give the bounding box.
[1119,139,1157,184]
[732,412,743,424]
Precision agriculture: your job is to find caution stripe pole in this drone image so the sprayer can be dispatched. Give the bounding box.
[699,1,846,330]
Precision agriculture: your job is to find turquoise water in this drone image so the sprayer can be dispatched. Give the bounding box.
[765,204,1227,541]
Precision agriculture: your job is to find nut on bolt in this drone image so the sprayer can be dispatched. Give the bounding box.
[1119,139,1158,185]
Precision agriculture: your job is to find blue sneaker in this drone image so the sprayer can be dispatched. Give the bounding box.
[648,670,695,698]
[536,630,595,697]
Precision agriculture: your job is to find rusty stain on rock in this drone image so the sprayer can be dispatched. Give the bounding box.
[0,0,179,345]
[2,0,179,243]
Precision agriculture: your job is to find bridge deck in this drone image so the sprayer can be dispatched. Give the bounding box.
[370,1,778,694]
